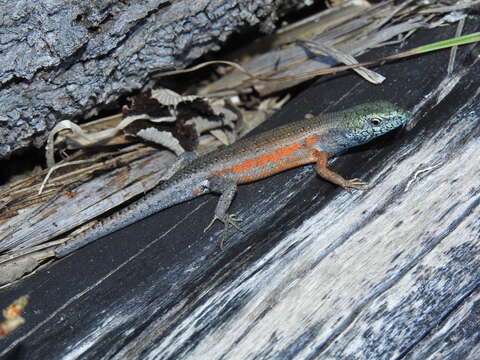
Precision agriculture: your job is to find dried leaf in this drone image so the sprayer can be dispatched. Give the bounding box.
[0,296,29,338]
[136,128,185,155]
[151,88,200,107]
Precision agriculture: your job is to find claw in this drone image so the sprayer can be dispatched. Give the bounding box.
[204,216,219,233]
[343,178,368,191]
[204,213,245,248]
[227,214,244,232]
[220,227,228,249]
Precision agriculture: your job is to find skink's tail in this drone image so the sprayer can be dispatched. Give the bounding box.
[55,175,208,258]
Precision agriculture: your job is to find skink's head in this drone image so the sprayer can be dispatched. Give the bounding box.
[342,101,409,147]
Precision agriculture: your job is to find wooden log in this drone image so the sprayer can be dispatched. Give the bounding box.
[0,18,479,360]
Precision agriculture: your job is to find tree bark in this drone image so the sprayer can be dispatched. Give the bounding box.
[0,0,302,159]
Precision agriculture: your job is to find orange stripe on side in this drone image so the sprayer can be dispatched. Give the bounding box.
[305,136,322,149]
[257,144,303,167]
[232,158,257,174]
[231,144,303,175]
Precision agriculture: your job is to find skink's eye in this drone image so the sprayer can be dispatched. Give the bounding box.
[370,117,381,125]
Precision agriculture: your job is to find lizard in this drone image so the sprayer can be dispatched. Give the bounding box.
[55,100,409,256]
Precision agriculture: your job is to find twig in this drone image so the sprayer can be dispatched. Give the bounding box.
[153,60,262,81]
[154,31,480,86]
[37,145,150,196]
[418,1,480,14]
[46,115,176,168]
[448,18,465,75]
[404,163,442,192]
[38,159,98,195]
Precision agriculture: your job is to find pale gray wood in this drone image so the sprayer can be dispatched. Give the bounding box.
[407,289,480,360]
[0,150,175,253]
[0,148,182,285]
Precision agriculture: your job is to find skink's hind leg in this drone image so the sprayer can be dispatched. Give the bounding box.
[313,151,368,191]
[204,176,245,247]
[159,151,197,182]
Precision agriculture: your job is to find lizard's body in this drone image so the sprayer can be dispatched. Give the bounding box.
[56,101,408,256]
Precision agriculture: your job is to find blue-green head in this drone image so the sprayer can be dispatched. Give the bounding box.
[337,101,409,149]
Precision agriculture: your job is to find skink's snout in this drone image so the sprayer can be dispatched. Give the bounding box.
[382,102,409,130]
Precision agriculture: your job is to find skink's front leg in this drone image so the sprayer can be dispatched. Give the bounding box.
[313,151,367,191]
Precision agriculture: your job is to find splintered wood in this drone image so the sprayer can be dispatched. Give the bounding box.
[196,0,472,96]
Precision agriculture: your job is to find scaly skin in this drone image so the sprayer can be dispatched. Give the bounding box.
[55,101,409,256]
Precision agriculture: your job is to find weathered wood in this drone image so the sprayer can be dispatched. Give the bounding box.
[201,1,423,96]
[0,0,304,160]
[0,18,479,360]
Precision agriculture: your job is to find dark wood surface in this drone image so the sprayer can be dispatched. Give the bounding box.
[1,21,480,359]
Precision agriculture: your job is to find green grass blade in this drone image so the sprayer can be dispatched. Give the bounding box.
[413,32,480,54]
